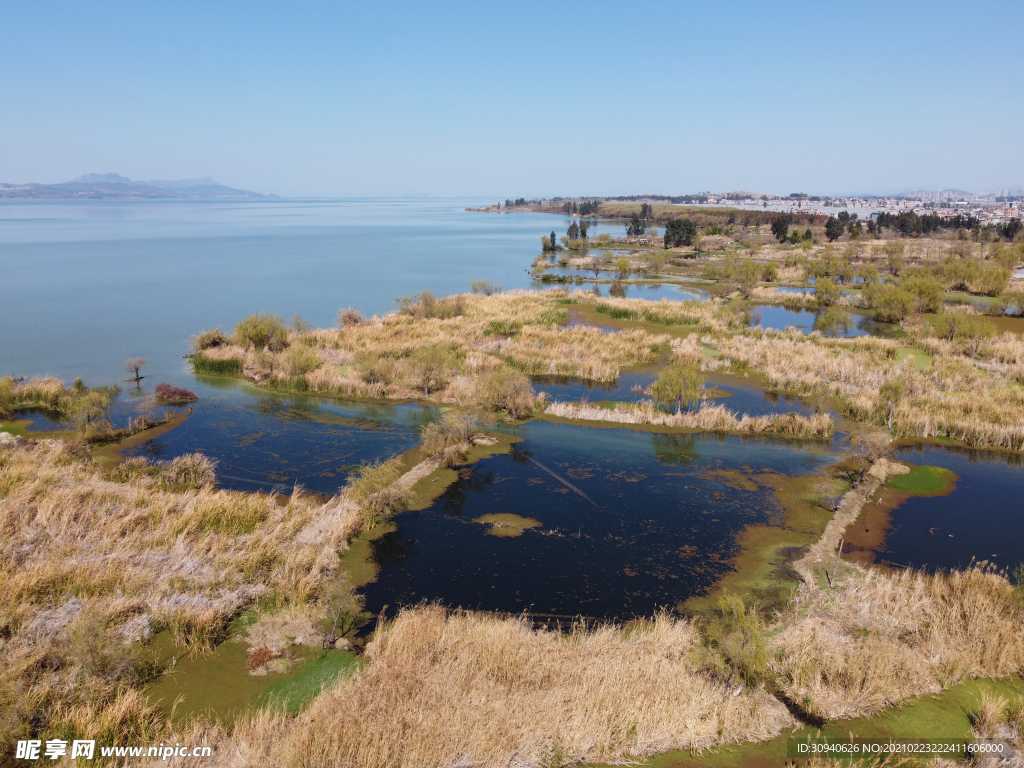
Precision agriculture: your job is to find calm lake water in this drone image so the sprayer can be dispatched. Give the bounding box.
[1,198,618,385]
[360,420,834,620]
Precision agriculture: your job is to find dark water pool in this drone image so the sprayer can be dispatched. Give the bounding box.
[878,445,1024,572]
[124,384,432,495]
[360,421,834,620]
[532,372,816,418]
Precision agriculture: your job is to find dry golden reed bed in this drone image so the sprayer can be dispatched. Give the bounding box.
[773,565,1024,720]
[544,400,834,438]
[214,607,792,768]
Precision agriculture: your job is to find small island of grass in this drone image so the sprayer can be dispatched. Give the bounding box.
[473,513,542,537]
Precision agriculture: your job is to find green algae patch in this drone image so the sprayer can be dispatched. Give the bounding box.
[0,419,36,436]
[703,468,758,492]
[587,676,1024,768]
[702,345,721,359]
[896,348,933,371]
[256,650,364,714]
[473,513,542,537]
[887,464,957,496]
[683,473,836,615]
[145,627,360,725]
[338,522,397,589]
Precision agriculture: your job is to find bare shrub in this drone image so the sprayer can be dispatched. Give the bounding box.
[190,328,228,351]
[337,307,365,327]
[154,382,197,402]
[420,412,476,466]
[475,365,534,419]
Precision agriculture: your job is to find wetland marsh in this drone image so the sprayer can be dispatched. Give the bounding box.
[4,199,1024,768]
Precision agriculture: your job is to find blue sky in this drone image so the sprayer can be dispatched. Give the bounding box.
[1,1,1021,197]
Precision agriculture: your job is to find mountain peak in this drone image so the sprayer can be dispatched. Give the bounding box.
[70,173,135,185]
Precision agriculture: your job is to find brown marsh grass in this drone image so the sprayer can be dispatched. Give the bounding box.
[545,400,834,438]
[203,606,794,768]
[0,439,360,747]
[773,565,1024,720]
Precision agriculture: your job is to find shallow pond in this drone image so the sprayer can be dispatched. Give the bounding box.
[359,420,834,621]
[533,278,708,302]
[751,305,887,337]
[124,381,432,494]
[856,444,1024,572]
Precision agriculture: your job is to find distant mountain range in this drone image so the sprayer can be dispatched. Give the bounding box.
[0,173,271,199]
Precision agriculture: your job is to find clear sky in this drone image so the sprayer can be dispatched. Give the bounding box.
[1,1,1022,198]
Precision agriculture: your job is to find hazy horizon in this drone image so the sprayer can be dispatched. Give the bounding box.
[2,1,1022,198]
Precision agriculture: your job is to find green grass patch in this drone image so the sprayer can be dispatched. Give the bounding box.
[896,348,933,371]
[256,650,363,714]
[594,305,639,321]
[0,419,34,436]
[191,352,244,375]
[887,464,957,496]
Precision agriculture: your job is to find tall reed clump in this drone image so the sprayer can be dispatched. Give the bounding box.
[772,564,1024,720]
[0,439,360,749]
[191,351,244,375]
[220,606,793,768]
[0,377,115,423]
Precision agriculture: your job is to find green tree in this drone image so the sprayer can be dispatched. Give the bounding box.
[813,308,852,337]
[567,222,580,240]
[771,216,789,243]
[614,257,631,280]
[236,313,288,351]
[664,218,697,248]
[815,277,842,306]
[867,285,915,323]
[651,364,705,414]
[824,216,845,242]
[901,275,943,313]
[883,241,905,275]
[411,346,458,396]
[933,314,995,358]
[626,213,646,237]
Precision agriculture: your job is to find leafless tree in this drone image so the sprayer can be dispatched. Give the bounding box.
[124,357,147,383]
